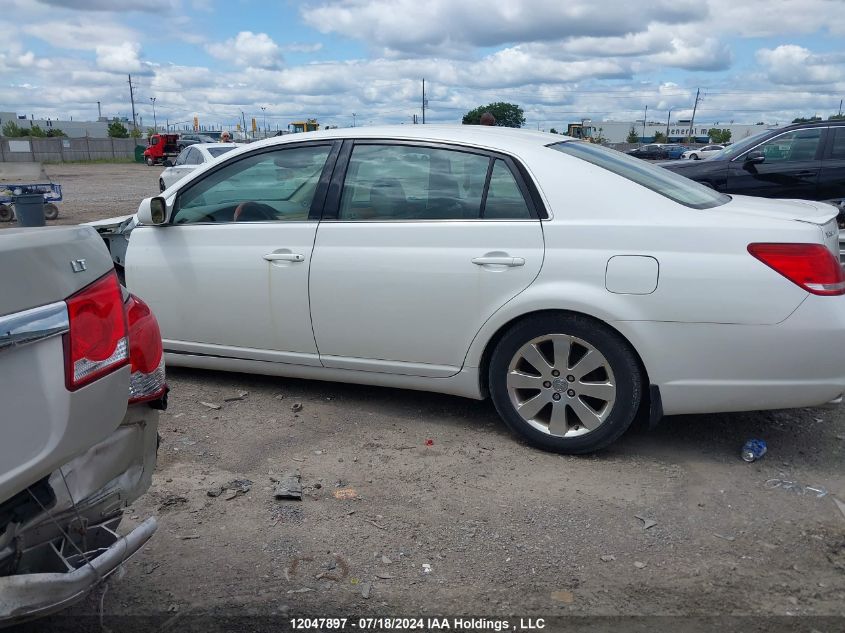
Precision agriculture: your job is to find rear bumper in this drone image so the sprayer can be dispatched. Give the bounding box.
[0,517,157,626]
[619,294,845,415]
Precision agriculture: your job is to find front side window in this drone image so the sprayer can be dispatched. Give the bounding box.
[173,144,331,224]
[339,144,491,220]
[757,128,822,162]
[186,148,203,165]
[174,148,190,166]
[549,141,730,209]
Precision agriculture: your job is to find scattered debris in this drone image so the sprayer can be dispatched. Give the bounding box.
[144,562,163,574]
[209,479,253,500]
[200,401,222,410]
[314,450,323,455]
[765,479,828,497]
[381,555,392,565]
[713,533,735,542]
[291,457,305,462]
[600,555,616,562]
[366,519,387,530]
[274,472,303,501]
[158,495,188,511]
[634,514,657,530]
[223,490,239,501]
[207,487,223,498]
[550,590,574,604]
[361,582,372,599]
[375,572,393,580]
[633,561,647,569]
[179,534,200,540]
[224,391,249,402]
[334,487,358,500]
[291,402,303,413]
[425,439,434,446]
[287,588,313,594]
[422,563,432,574]
[314,483,322,489]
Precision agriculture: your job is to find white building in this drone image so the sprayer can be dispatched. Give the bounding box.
[575,120,778,144]
[0,112,110,138]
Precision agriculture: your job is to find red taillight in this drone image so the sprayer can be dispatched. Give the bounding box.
[64,272,129,390]
[748,243,845,296]
[126,293,166,403]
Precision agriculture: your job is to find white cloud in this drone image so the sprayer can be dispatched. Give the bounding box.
[756,45,845,85]
[206,31,284,69]
[22,20,139,50]
[96,42,142,72]
[282,42,324,53]
[34,0,176,11]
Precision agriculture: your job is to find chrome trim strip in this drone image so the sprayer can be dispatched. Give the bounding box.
[0,301,69,353]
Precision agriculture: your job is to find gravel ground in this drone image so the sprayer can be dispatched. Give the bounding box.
[6,163,845,631]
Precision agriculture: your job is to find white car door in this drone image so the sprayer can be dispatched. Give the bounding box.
[309,141,545,377]
[127,141,339,366]
[163,147,195,188]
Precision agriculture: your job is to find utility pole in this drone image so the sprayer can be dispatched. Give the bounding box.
[665,110,671,140]
[641,105,647,144]
[260,106,267,137]
[839,99,843,116]
[352,113,357,127]
[687,88,701,144]
[150,97,157,132]
[421,78,426,124]
[97,101,102,120]
[127,74,137,133]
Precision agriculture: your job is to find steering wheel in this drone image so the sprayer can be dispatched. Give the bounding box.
[233,201,277,222]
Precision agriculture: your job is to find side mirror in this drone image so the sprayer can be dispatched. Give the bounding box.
[744,150,765,165]
[164,159,174,167]
[137,196,168,225]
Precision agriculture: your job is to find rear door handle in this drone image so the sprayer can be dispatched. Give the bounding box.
[264,252,304,262]
[472,256,525,267]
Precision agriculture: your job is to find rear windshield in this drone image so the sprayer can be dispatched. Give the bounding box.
[549,141,730,209]
[208,147,236,158]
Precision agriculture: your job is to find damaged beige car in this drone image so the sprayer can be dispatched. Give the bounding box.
[0,226,166,625]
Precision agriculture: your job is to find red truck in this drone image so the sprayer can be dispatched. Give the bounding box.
[143,133,180,166]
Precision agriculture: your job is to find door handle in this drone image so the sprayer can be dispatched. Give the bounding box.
[263,252,305,262]
[472,256,525,267]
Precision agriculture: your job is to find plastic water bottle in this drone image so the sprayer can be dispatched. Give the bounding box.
[741,439,767,462]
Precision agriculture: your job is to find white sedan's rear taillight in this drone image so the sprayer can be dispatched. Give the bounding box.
[126,293,167,403]
[748,243,845,296]
[63,272,129,390]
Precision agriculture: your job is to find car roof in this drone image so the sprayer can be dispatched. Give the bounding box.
[190,143,238,151]
[242,125,575,156]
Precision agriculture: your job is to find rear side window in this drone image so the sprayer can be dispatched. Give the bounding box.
[484,160,531,219]
[549,141,730,209]
[830,128,845,160]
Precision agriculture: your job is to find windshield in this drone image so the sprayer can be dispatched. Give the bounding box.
[549,141,730,209]
[709,130,772,160]
[208,147,236,158]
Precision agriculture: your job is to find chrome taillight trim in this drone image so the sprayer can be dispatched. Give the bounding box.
[0,301,69,353]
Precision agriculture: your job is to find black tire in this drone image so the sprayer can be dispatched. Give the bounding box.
[0,204,12,222]
[44,203,59,220]
[146,157,155,166]
[691,153,699,160]
[488,313,642,454]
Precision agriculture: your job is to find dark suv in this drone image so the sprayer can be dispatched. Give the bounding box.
[661,121,845,210]
[626,144,669,160]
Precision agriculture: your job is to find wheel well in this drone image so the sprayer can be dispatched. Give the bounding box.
[477,309,652,409]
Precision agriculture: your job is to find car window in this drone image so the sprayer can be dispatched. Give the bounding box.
[710,130,771,160]
[483,160,531,219]
[830,127,845,160]
[172,144,331,224]
[174,148,190,166]
[756,128,822,162]
[549,141,730,209]
[185,148,203,166]
[338,144,490,220]
[208,147,236,159]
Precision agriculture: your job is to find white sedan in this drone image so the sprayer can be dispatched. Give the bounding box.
[122,126,845,454]
[681,144,725,160]
[158,143,236,192]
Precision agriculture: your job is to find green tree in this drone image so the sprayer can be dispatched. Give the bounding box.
[46,128,66,137]
[593,127,606,144]
[27,125,46,137]
[1,121,25,137]
[829,113,845,121]
[652,131,667,143]
[549,127,558,134]
[791,116,821,123]
[707,128,732,143]
[108,121,129,138]
[130,126,142,139]
[462,102,526,128]
[626,127,639,143]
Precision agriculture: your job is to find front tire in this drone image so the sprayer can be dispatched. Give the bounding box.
[489,314,642,454]
[690,153,699,160]
[146,157,155,166]
[43,203,59,220]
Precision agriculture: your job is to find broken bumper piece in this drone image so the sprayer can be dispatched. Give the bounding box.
[0,516,157,625]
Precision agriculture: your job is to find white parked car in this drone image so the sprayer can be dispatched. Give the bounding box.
[114,126,844,454]
[681,144,725,160]
[158,143,237,192]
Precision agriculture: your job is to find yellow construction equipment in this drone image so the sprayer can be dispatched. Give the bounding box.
[289,119,319,133]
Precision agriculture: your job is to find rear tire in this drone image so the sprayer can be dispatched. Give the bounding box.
[488,313,642,454]
[0,204,12,222]
[44,203,59,220]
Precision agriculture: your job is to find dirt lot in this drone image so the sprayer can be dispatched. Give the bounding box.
[6,163,845,631]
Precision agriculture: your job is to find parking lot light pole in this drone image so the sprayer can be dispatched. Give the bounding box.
[150,97,157,132]
[260,106,267,138]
